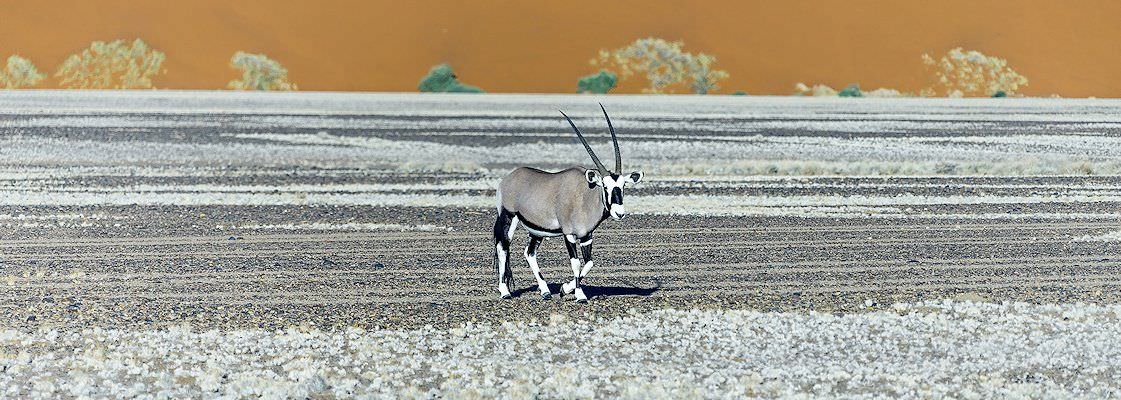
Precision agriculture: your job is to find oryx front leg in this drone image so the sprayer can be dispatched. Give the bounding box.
[562,234,591,302]
[493,211,518,299]
[524,236,552,299]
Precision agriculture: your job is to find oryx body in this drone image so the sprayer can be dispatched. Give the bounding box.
[493,105,642,302]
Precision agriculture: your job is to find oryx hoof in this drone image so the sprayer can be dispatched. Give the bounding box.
[561,281,576,295]
[500,293,513,300]
[541,292,552,300]
[575,297,588,304]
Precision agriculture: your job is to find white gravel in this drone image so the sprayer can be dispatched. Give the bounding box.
[2,300,1119,399]
[1073,230,1121,242]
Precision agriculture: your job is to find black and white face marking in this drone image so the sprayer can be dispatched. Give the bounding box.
[586,170,644,220]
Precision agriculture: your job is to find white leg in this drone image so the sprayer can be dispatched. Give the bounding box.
[562,234,589,302]
[562,234,578,295]
[579,260,594,278]
[562,278,577,295]
[563,260,595,294]
[568,257,587,301]
[496,243,511,298]
[525,245,551,298]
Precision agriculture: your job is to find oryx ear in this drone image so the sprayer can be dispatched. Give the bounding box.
[626,171,643,184]
[585,169,601,184]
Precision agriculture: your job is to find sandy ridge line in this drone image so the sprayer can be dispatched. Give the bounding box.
[15,275,1120,305]
[1,220,1116,248]
[5,254,1114,283]
[640,221,1121,234]
[0,222,1103,251]
[0,235,1091,262]
[0,230,1102,262]
[7,258,1121,292]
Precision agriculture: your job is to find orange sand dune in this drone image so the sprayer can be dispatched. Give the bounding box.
[1,0,1118,96]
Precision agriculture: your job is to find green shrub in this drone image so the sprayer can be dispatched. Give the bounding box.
[56,39,165,89]
[577,70,617,94]
[227,51,297,91]
[992,91,1007,98]
[418,64,484,93]
[1,55,45,88]
[731,90,747,96]
[838,84,863,97]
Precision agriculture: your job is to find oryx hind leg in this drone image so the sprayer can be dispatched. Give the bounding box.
[561,234,590,302]
[493,209,518,299]
[524,236,551,299]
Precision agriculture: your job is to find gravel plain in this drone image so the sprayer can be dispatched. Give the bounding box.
[1,91,1120,397]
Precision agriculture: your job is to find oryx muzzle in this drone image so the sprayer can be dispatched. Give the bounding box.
[493,104,644,302]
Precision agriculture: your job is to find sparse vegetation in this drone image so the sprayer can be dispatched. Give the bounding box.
[922,47,1028,97]
[864,88,908,98]
[227,51,297,91]
[794,82,838,97]
[577,70,617,94]
[797,83,912,98]
[55,39,165,89]
[591,38,729,94]
[0,55,45,88]
[418,64,484,93]
[837,84,863,97]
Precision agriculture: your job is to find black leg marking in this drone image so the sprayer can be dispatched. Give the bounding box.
[493,209,514,299]
[580,237,593,263]
[565,236,589,302]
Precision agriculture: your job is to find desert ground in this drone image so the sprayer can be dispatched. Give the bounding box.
[1,91,1120,397]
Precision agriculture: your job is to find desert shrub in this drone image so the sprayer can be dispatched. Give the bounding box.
[227,51,297,91]
[577,70,617,94]
[55,39,165,89]
[731,90,747,96]
[0,55,45,88]
[591,37,729,94]
[864,88,909,98]
[922,47,1028,97]
[794,82,837,97]
[418,64,484,93]
[837,84,863,97]
[992,91,1007,98]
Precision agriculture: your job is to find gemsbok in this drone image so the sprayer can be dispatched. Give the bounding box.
[493,104,643,302]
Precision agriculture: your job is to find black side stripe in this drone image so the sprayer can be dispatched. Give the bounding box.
[514,213,564,235]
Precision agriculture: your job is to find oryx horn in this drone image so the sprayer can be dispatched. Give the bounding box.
[560,110,609,175]
[600,103,622,173]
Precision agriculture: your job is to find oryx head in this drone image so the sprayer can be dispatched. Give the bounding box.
[560,104,644,221]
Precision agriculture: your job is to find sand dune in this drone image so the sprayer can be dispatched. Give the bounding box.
[1,1,1118,95]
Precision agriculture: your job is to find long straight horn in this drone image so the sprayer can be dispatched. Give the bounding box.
[600,103,621,173]
[560,110,608,175]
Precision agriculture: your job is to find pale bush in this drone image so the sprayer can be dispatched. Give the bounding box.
[592,38,729,94]
[227,51,297,91]
[864,88,908,98]
[56,39,165,89]
[1,55,45,88]
[796,83,911,98]
[794,82,837,97]
[922,48,1028,97]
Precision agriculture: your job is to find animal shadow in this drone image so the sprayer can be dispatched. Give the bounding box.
[511,279,661,299]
